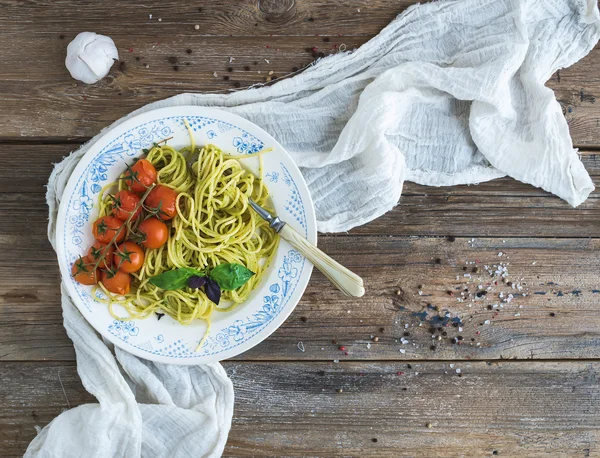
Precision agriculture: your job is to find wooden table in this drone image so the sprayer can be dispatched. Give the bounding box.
[1,1,599,456]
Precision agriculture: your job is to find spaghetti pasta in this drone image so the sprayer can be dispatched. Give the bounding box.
[91,135,279,348]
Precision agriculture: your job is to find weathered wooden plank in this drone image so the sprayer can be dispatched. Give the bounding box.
[3,188,598,240]
[2,236,599,361]
[2,144,599,196]
[2,361,599,457]
[0,0,599,143]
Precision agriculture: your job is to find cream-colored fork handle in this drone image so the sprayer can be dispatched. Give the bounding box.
[279,224,365,297]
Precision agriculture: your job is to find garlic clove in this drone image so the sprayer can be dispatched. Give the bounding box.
[65,32,119,84]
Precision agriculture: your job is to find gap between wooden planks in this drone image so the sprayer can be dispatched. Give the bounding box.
[0,0,599,142]
[1,361,599,457]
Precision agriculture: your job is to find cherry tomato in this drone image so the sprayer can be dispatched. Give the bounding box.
[124,159,157,193]
[115,242,145,273]
[71,256,98,285]
[112,190,142,221]
[92,216,126,244]
[88,241,114,270]
[145,185,179,220]
[101,270,131,295]
[137,218,169,249]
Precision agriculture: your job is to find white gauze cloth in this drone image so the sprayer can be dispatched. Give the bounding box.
[29,0,599,456]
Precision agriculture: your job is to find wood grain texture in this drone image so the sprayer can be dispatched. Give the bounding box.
[2,2,600,455]
[0,0,599,143]
[3,231,599,361]
[2,361,599,457]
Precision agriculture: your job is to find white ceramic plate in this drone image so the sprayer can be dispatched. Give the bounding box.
[56,106,316,364]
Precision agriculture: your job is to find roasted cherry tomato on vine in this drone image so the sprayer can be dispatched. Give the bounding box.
[145,185,179,220]
[71,256,98,285]
[92,216,126,244]
[115,242,145,273]
[124,159,157,193]
[101,270,131,295]
[88,241,114,270]
[112,190,142,221]
[137,217,169,249]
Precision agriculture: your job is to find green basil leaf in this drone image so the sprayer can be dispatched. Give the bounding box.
[209,263,255,291]
[149,267,205,290]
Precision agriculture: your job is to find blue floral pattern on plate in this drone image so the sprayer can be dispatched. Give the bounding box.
[61,112,312,362]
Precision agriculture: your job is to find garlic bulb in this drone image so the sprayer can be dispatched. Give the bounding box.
[65,32,119,84]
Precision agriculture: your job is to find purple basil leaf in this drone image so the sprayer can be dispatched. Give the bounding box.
[204,278,221,305]
[188,275,207,289]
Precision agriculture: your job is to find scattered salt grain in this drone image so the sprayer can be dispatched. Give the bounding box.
[367,343,372,349]
[213,72,218,77]
[149,14,152,19]
[229,56,235,63]
[264,58,270,64]
[484,320,491,325]
[456,368,461,374]
[297,342,305,352]
[333,359,339,363]
[194,24,200,30]
[399,349,406,354]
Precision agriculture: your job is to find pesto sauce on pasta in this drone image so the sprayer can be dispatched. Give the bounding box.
[95,139,279,349]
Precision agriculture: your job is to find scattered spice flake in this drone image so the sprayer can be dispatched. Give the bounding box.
[397,372,404,376]
[129,47,133,53]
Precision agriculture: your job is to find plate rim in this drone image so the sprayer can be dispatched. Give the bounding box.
[55,105,317,365]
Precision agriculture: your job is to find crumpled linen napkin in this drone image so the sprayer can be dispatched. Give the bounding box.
[27,0,599,456]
